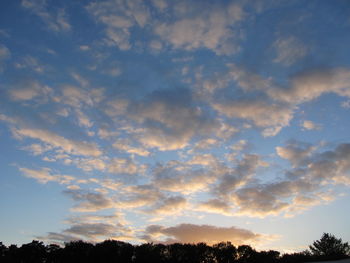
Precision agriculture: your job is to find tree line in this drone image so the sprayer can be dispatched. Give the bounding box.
[0,233,349,263]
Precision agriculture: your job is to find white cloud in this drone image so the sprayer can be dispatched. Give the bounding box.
[14,55,45,73]
[55,85,104,108]
[9,80,52,101]
[301,120,322,130]
[197,199,232,216]
[113,138,150,156]
[12,127,102,157]
[271,68,350,104]
[108,158,144,175]
[64,189,115,212]
[276,140,315,167]
[226,141,350,217]
[74,158,106,172]
[151,0,167,11]
[21,0,71,32]
[212,99,294,136]
[75,109,93,128]
[0,44,10,71]
[215,154,262,197]
[79,45,90,51]
[143,223,262,245]
[273,36,307,66]
[71,73,89,87]
[19,167,75,184]
[87,0,150,50]
[128,88,217,151]
[152,162,217,194]
[145,195,187,216]
[22,143,53,156]
[154,2,244,55]
[115,184,163,209]
[187,154,219,166]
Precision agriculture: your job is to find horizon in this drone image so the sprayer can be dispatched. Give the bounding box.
[1,0,350,253]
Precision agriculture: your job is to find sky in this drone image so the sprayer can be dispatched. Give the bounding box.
[1,0,350,252]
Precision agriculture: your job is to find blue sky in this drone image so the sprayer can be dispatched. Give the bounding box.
[1,0,350,252]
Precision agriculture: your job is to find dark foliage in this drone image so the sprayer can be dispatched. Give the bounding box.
[309,233,350,261]
[0,233,349,263]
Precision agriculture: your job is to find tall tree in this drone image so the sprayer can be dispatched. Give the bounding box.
[309,233,350,260]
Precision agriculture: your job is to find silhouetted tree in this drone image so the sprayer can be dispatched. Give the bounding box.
[280,251,313,263]
[213,242,237,263]
[4,244,20,263]
[18,240,47,263]
[237,245,257,263]
[92,240,133,263]
[257,250,280,263]
[309,233,350,260]
[61,240,94,263]
[1,234,349,263]
[46,244,62,263]
[196,243,215,263]
[0,242,6,258]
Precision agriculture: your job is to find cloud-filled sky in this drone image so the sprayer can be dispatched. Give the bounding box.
[1,0,350,252]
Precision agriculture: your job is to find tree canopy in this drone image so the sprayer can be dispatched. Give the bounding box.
[0,233,349,263]
[309,233,350,260]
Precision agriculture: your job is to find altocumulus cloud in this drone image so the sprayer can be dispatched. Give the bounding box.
[142,223,266,245]
[1,0,350,249]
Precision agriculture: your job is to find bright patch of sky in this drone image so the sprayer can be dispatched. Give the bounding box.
[1,0,350,252]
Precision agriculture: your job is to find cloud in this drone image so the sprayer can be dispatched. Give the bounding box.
[22,143,53,156]
[154,1,244,55]
[74,109,93,128]
[9,80,52,102]
[273,36,307,66]
[14,55,46,73]
[231,186,290,217]
[108,158,144,175]
[271,68,350,104]
[227,141,350,217]
[37,232,78,243]
[212,99,294,136]
[63,223,121,240]
[197,199,232,216]
[127,88,217,150]
[115,184,163,209]
[229,179,332,218]
[113,139,150,156]
[187,154,219,166]
[226,65,350,105]
[19,167,75,184]
[143,223,262,245]
[87,0,150,50]
[39,213,132,243]
[151,0,167,11]
[63,189,115,212]
[307,143,350,183]
[0,44,10,71]
[301,120,322,131]
[152,162,217,194]
[145,196,187,216]
[276,140,316,167]
[214,154,262,197]
[12,127,102,157]
[21,0,71,32]
[71,73,89,88]
[55,85,104,108]
[73,158,106,172]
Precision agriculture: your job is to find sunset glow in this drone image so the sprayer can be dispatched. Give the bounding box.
[1,0,350,252]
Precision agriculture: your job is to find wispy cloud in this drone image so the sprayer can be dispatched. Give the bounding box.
[22,0,71,32]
